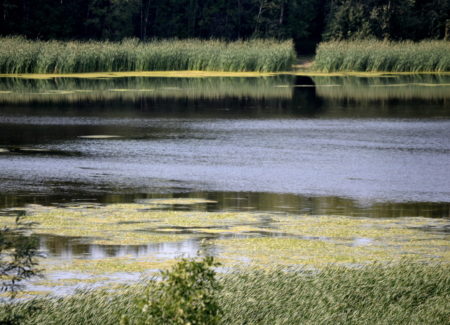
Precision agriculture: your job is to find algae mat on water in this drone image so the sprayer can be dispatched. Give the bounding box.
[0,71,279,79]
[1,201,448,297]
[2,202,448,273]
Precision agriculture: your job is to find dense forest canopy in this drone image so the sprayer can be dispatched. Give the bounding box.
[1,0,449,51]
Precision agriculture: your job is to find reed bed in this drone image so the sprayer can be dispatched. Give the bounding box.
[1,261,449,324]
[315,40,450,72]
[0,37,295,74]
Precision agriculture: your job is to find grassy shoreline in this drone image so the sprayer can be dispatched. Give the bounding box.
[1,38,449,76]
[0,37,295,74]
[315,41,450,73]
[1,261,449,324]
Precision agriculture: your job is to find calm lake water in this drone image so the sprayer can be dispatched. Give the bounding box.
[0,74,449,295]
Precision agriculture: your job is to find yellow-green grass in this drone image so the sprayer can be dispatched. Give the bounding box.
[0,37,296,74]
[1,262,449,324]
[315,40,450,73]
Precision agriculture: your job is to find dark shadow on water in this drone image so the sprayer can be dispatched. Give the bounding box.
[291,76,323,116]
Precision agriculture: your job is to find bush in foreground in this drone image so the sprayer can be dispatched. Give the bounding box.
[122,256,221,325]
[0,260,449,324]
[0,217,41,297]
[315,40,450,72]
[0,37,296,74]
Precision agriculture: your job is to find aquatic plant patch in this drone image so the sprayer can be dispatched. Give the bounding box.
[135,198,218,205]
[0,202,448,277]
[78,135,123,139]
[218,214,449,266]
[44,257,178,274]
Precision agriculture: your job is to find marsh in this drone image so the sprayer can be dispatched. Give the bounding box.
[0,73,449,296]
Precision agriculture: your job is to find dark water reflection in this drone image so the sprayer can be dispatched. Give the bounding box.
[37,234,206,260]
[0,75,449,117]
[1,191,449,219]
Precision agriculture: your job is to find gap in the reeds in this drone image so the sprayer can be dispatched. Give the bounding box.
[0,37,296,74]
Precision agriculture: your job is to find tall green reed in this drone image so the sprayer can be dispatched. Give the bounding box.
[315,40,450,72]
[0,37,295,73]
[1,261,448,325]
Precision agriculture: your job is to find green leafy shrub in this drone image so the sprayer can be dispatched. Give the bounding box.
[0,217,42,325]
[122,256,221,325]
[0,217,42,297]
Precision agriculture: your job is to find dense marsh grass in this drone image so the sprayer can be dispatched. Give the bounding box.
[0,37,295,73]
[1,261,449,324]
[315,41,450,72]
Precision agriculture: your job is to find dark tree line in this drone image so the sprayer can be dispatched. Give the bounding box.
[324,0,450,41]
[1,0,449,50]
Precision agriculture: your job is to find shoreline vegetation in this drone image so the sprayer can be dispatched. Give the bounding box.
[1,261,449,324]
[315,41,450,73]
[0,37,295,74]
[1,38,449,76]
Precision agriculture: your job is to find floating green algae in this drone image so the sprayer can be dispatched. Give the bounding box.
[108,88,155,92]
[0,202,448,276]
[218,237,396,267]
[0,203,261,246]
[78,135,123,139]
[269,214,445,240]
[0,71,278,79]
[216,215,450,267]
[44,257,177,274]
[34,277,111,287]
[136,198,218,205]
[217,235,448,268]
[0,290,51,299]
